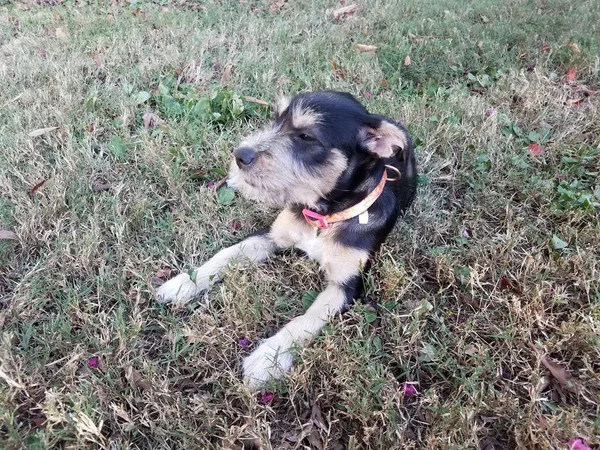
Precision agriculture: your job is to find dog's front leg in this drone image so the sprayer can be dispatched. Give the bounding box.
[243,244,368,389]
[156,231,277,304]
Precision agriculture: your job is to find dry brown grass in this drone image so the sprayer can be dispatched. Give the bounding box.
[1,1,599,449]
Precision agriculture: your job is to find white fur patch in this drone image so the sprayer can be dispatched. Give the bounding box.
[156,235,276,304]
[243,284,346,389]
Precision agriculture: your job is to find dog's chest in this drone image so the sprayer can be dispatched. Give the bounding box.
[296,232,325,262]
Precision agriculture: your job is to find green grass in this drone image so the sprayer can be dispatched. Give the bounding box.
[1,0,599,448]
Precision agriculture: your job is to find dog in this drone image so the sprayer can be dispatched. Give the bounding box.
[157,91,417,389]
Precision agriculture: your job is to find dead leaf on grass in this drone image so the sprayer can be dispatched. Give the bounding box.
[92,181,112,193]
[110,403,133,423]
[540,44,551,53]
[127,367,151,391]
[142,112,160,129]
[528,344,579,393]
[151,267,172,288]
[55,27,69,39]
[220,64,233,86]
[567,68,577,82]
[90,53,104,68]
[528,143,545,157]
[29,178,50,197]
[311,403,328,432]
[540,356,579,393]
[404,55,412,66]
[567,42,581,53]
[28,126,57,137]
[355,43,377,53]
[332,4,357,20]
[270,0,286,11]
[243,95,270,107]
[0,230,19,241]
[332,60,345,79]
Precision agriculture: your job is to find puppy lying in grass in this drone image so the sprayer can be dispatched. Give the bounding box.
[157,91,417,389]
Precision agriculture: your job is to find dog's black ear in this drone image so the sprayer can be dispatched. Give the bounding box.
[359,118,409,158]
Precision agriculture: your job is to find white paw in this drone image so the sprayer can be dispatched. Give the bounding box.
[156,273,203,304]
[242,334,295,390]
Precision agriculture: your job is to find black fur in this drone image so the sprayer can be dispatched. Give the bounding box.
[283,91,418,255]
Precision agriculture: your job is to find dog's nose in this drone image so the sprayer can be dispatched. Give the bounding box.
[234,147,256,168]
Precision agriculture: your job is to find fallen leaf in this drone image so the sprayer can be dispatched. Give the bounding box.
[528,344,578,393]
[332,60,345,79]
[550,234,568,250]
[567,68,577,82]
[464,345,479,356]
[500,276,522,294]
[311,403,328,432]
[527,143,545,157]
[540,44,551,53]
[90,53,103,68]
[110,403,133,424]
[142,112,159,129]
[55,27,68,39]
[332,4,357,20]
[128,367,151,391]
[220,64,233,86]
[568,97,585,106]
[404,55,411,66]
[270,0,286,11]
[28,127,58,137]
[307,429,324,450]
[0,230,19,241]
[480,14,489,23]
[92,181,112,193]
[29,178,50,197]
[243,95,270,106]
[355,43,377,52]
[380,79,389,88]
[567,42,581,53]
[154,267,172,280]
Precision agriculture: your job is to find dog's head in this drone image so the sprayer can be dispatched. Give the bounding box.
[227,91,410,208]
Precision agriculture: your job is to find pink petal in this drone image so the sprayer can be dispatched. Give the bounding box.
[364,91,372,99]
[238,337,249,350]
[207,182,215,189]
[402,383,418,397]
[555,173,563,179]
[87,356,99,369]
[569,439,591,450]
[486,108,495,117]
[261,392,274,404]
[528,143,545,157]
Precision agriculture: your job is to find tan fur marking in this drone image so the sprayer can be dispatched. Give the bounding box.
[364,121,408,158]
[321,243,369,284]
[275,96,290,116]
[291,101,321,129]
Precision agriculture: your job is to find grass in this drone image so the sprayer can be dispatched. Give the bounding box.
[1,0,599,448]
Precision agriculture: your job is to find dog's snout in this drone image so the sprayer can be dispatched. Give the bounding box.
[234,147,257,168]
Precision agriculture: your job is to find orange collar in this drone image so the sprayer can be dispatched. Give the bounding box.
[302,166,398,229]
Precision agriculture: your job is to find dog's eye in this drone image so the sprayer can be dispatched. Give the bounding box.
[298,133,313,141]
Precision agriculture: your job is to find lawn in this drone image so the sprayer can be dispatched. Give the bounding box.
[1,0,599,448]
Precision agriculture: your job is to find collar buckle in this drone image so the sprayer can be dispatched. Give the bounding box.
[302,209,329,229]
